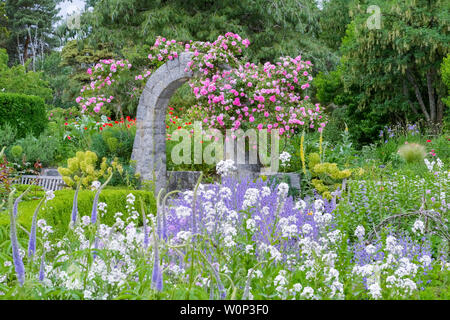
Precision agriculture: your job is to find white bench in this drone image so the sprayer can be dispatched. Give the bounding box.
[14,175,65,191]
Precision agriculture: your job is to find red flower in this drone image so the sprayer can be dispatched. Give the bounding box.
[64,122,68,126]
[426,139,431,143]
[67,136,71,140]
[177,126,181,129]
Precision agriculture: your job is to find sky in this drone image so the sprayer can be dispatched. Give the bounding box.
[57,0,86,19]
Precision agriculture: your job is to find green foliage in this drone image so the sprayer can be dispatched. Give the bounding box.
[0,123,17,148]
[9,145,22,160]
[0,92,48,139]
[0,188,156,238]
[0,2,9,47]
[442,54,450,107]
[318,0,351,51]
[334,161,448,253]
[90,124,136,162]
[10,184,45,201]
[309,159,354,200]
[82,0,337,73]
[38,51,76,109]
[12,132,59,167]
[340,0,449,125]
[0,49,53,103]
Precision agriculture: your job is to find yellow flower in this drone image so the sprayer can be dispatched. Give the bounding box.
[319,130,323,161]
[300,131,306,175]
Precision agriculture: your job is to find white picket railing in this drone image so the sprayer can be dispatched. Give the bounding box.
[14,175,65,191]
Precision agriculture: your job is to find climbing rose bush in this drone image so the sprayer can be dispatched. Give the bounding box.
[76,59,132,114]
[77,33,326,136]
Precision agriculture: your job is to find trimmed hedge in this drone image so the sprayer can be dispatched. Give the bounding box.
[0,188,156,238]
[0,93,47,138]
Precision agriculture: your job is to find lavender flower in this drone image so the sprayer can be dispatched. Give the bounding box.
[151,240,163,292]
[39,252,46,281]
[13,186,32,218]
[8,190,25,286]
[71,183,80,224]
[91,173,113,224]
[28,197,45,257]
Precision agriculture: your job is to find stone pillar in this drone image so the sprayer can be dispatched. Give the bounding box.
[131,52,194,194]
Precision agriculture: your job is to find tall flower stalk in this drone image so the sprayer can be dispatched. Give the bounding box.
[71,179,82,225]
[28,196,46,257]
[91,172,113,224]
[151,221,163,292]
[300,131,306,175]
[8,189,25,286]
[140,198,149,250]
[13,186,32,218]
[38,251,46,281]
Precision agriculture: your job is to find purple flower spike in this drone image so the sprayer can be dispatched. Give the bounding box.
[91,191,100,224]
[28,197,45,257]
[93,236,99,261]
[91,173,113,224]
[8,191,25,286]
[39,252,46,281]
[71,184,80,224]
[151,238,163,292]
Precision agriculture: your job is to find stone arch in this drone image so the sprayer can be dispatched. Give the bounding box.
[131,52,194,194]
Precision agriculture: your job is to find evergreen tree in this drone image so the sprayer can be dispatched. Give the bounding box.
[319,0,352,51]
[5,0,61,68]
[0,1,9,47]
[81,0,338,72]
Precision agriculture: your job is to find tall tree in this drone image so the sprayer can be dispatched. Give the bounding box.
[0,1,9,47]
[81,0,338,73]
[5,0,61,68]
[340,0,449,126]
[319,0,352,51]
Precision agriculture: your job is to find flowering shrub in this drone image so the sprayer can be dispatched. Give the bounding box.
[77,33,326,136]
[0,147,15,212]
[76,59,132,115]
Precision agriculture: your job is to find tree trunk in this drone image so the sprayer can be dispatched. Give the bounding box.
[23,31,30,63]
[426,68,436,122]
[406,69,431,122]
[402,80,419,115]
[436,97,444,125]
